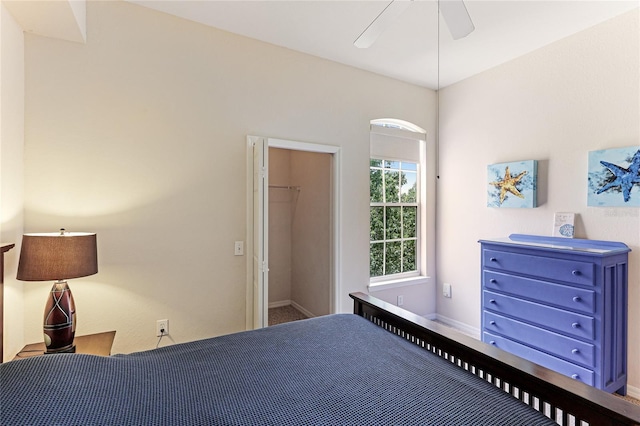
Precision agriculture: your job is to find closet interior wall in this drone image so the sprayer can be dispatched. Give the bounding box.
[268,148,331,318]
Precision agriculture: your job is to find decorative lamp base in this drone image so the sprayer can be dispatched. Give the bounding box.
[45,345,76,355]
[43,281,76,354]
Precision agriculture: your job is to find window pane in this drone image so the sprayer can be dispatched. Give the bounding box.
[401,162,417,171]
[369,154,422,279]
[370,168,383,202]
[370,207,384,241]
[402,240,416,272]
[385,160,400,170]
[385,241,402,274]
[384,170,400,202]
[370,243,384,277]
[401,171,417,203]
[402,206,417,238]
[386,207,401,239]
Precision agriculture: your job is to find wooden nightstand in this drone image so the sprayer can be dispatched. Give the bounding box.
[13,331,116,360]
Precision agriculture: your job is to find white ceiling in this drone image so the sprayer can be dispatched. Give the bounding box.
[126,1,639,89]
[3,0,87,43]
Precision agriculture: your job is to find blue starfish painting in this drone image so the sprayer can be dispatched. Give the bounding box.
[588,147,640,207]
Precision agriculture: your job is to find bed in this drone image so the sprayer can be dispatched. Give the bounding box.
[1,290,639,425]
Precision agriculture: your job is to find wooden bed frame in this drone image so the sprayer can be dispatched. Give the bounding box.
[351,292,640,426]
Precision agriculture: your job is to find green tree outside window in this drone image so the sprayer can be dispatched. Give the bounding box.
[370,158,419,278]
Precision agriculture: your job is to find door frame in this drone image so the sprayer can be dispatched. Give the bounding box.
[246,136,341,329]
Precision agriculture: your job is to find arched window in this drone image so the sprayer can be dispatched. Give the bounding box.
[371,118,426,134]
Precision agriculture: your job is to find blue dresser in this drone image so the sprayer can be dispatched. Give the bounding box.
[479,234,630,395]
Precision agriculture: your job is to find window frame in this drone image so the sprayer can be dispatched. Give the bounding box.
[368,121,432,291]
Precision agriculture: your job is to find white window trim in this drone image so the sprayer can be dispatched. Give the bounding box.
[369,120,433,289]
[371,119,427,137]
[368,275,431,292]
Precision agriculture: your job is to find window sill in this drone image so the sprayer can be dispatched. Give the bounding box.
[368,276,431,292]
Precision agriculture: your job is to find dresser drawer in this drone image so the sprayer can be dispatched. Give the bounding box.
[483,271,595,314]
[483,332,595,386]
[482,249,595,286]
[483,311,595,368]
[483,291,595,340]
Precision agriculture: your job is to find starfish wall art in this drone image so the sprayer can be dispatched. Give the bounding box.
[588,146,640,207]
[487,160,538,208]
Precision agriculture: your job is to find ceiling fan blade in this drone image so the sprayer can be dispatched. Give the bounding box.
[439,0,475,40]
[354,0,413,49]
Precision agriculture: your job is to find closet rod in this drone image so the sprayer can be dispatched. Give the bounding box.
[269,185,301,190]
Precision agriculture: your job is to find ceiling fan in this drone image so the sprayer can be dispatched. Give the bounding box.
[354,0,475,48]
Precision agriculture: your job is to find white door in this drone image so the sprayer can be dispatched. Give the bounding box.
[249,136,269,328]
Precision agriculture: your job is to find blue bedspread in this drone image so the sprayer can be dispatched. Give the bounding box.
[0,314,556,425]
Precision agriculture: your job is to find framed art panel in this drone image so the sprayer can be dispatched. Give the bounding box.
[588,146,640,207]
[487,160,537,208]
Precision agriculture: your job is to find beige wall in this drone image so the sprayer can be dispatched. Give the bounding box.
[437,10,640,392]
[0,3,25,361]
[16,0,435,356]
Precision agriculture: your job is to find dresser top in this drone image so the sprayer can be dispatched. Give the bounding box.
[479,234,630,255]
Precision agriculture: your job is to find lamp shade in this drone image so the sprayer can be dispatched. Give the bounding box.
[17,232,98,281]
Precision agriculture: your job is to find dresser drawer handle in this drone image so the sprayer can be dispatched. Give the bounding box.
[573,296,581,302]
[572,322,580,329]
[490,257,497,262]
[572,348,580,354]
[490,321,496,325]
[489,299,496,304]
[489,279,497,284]
[572,270,581,276]
[571,374,579,380]
[489,341,496,345]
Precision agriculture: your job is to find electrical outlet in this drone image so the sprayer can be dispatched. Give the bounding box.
[156,319,169,337]
[443,283,452,298]
[397,295,404,306]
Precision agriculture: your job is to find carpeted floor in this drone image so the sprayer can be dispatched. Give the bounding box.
[268,305,308,326]
[617,393,640,405]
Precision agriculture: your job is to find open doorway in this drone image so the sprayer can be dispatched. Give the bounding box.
[246,137,341,329]
[268,148,332,325]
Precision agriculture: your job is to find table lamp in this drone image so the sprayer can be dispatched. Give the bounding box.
[16,229,98,354]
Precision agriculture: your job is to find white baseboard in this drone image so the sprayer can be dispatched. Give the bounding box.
[268,300,315,318]
[432,314,481,340]
[627,384,640,400]
[290,301,315,318]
